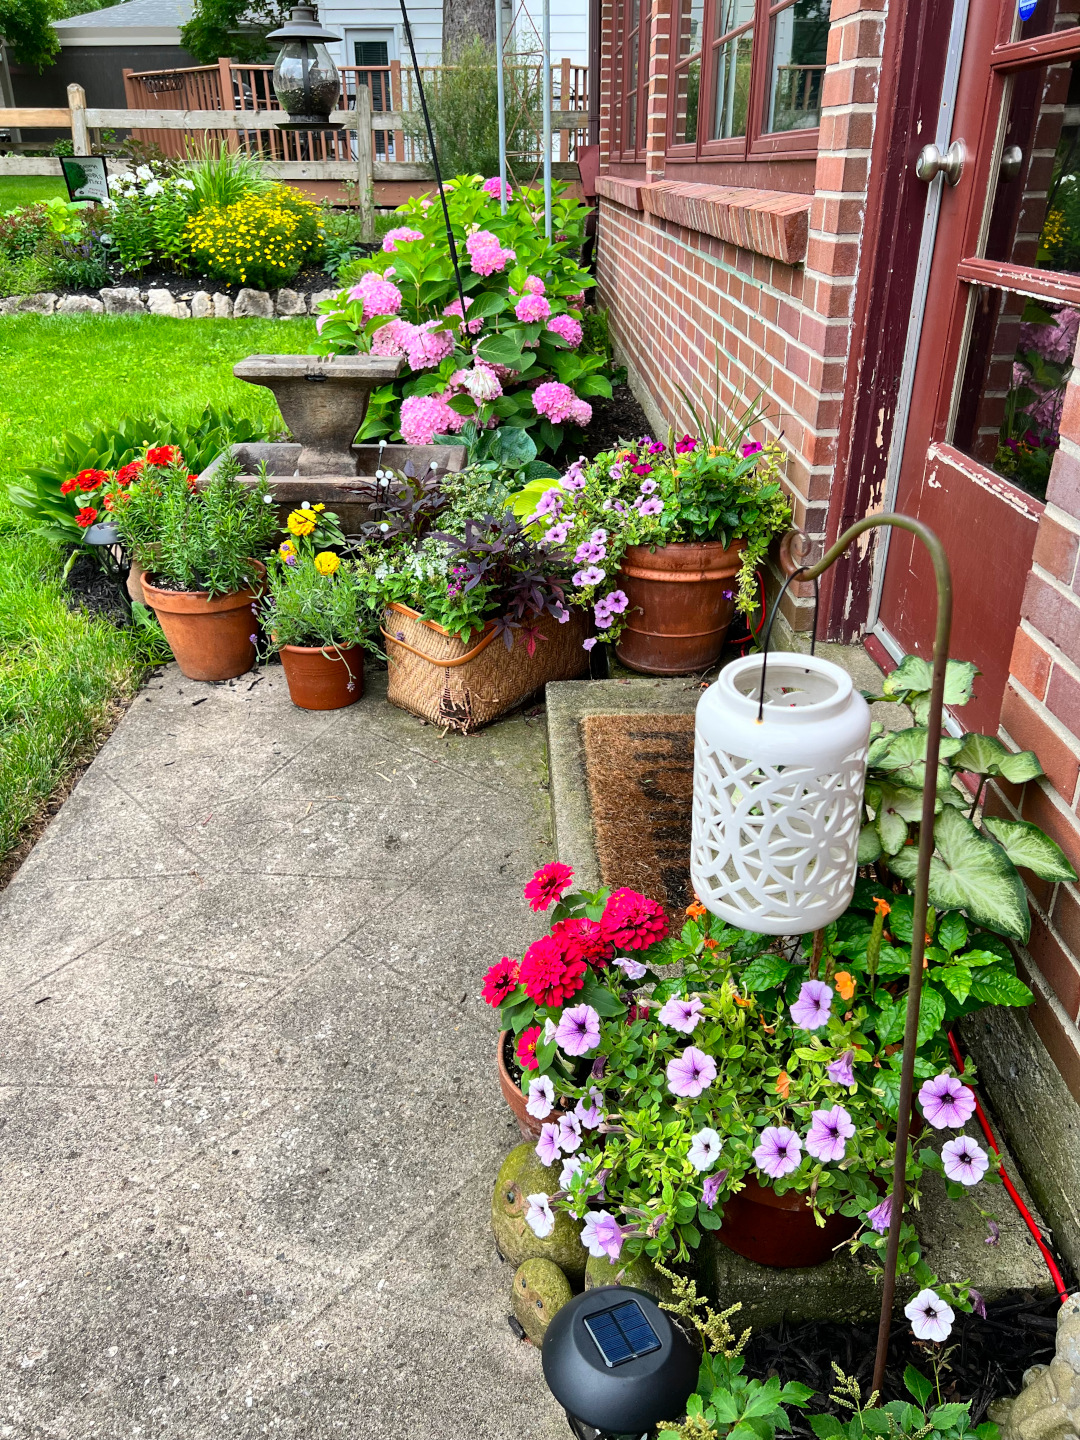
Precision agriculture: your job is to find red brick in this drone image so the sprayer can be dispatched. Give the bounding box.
[1000,683,1080,799]
[1008,626,1052,703]
[1033,512,1079,585]
[1026,910,1080,1017]
[1051,885,1080,964]
[1022,572,1080,658]
[1046,664,1080,737]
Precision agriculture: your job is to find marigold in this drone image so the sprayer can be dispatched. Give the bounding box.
[519,935,587,1008]
[314,551,340,576]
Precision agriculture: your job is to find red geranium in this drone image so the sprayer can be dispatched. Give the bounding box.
[600,888,669,951]
[115,461,143,486]
[59,478,78,495]
[481,956,520,1008]
[75,468,108,492]
[523,861,574,912]
[516,1025,542,1071]
[550,916,614,969]
[74,507,98,528]
[146,444,182,466]
[519,934,586,1008]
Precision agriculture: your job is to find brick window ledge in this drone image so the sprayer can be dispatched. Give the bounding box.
[595,175,810,266]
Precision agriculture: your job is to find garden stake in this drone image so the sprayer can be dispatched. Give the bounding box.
[769,513,952,1395]
[396,0,469,325]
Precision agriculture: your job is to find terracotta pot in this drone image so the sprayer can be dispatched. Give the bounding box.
[615,539,746,675]
[497,1030,575,1141]
[142,564,264,682]
[715,1175,860,1268]
[279,642,364,710]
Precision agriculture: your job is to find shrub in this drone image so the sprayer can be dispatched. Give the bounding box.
[104,164,199,273]
[185,185,324,288]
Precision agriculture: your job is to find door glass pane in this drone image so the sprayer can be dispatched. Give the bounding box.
[952,285,1078,499]
[983,57,1080,274]
[627,34,639,148]
[676,0,704,60]
[711,30,753,139]
[674,58,702,143]
[764,0,829,132]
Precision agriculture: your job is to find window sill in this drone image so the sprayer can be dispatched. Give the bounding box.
[596,176,810,265]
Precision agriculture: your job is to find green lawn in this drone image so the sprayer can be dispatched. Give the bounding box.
[0,176,68,212]
[0,312,318,864]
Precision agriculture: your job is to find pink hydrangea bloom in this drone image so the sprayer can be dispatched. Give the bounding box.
[466,229,514,276]
[315,310,340,334]
[533,381,577,423]
[522,274,545,295]
[482,176,511,201]
[457,363,502,402]
[569,397,592,426]
[399,394,465,444]
[382,226,424,252]
[547,313,583,348]
[515,292,551,323]
[567,291,586,307]
[347,272,403,319]
[404,320,456,371]
[370,318,412,357]
[443,295,484,335]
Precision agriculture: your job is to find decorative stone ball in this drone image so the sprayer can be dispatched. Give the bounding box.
[491,1142,587,1282]
[584,1250,676,1306]
[511,1258,572,1344]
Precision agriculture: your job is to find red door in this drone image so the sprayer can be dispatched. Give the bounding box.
[875,0,1080,734]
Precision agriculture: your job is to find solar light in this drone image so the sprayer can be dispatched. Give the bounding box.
[266,4,343,129]
[690,651,871,934]
[541,1286,698,1439]
[83,520,132,613]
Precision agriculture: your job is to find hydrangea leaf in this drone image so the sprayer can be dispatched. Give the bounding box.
[936,911,968,954]
[477,332,524,365]
[888,806,1030,941]
[982,817,1079,882]
[858,823,883,865]
[953,733,1043,783]
[968,969,1034,1006]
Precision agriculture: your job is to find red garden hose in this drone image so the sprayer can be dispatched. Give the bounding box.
[947,1029,1070,1304]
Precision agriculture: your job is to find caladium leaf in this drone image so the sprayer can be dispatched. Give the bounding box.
[877,806,908,856]
[858,823,883,864]
[870,728,963,791]
[953,733,1043,783]
[881,656,980,721]
[888,805,1030,941]
[982,817,1078,882]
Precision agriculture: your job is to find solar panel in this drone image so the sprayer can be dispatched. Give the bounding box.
[583,1301,662,1368]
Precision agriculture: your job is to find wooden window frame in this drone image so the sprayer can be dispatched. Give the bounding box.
[610,0,652,160]
[666,0,826,164]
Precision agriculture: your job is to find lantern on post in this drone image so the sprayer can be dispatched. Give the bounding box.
[542,1286,699,1439]
[266,5,343,130]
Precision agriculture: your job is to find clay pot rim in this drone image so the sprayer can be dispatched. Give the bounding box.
[279,640,363,655]
[620,537,746,582]
[142,558,266,611]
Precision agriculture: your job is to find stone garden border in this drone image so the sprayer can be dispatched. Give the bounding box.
[0,286,340,318]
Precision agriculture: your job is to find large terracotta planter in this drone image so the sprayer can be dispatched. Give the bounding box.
[142,566,263,682]
[615,539,746,675]
[716,1175,860,1268]
[280,642,364,710]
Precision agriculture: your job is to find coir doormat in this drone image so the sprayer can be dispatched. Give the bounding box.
[581,712,696,909]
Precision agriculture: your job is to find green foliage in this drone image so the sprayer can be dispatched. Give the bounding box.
[403,39,545,181]
[181,143,273,209]
[261,549,378,651]
[180,0,290,64]
[0,197,112,298]
[0,178,68,212]
[813,1364,996,1440]
[185,185,324,288]
[0,0,60,69]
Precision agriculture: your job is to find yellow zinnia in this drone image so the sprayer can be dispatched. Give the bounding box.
[287,508,317,536]
[314,551,340,576]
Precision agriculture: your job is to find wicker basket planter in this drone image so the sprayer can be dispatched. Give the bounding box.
[381,602,590,732]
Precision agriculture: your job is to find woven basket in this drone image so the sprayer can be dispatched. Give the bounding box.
[381,602,590,732]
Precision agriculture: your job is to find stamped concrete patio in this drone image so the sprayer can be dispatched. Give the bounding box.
[0,665,569,1439]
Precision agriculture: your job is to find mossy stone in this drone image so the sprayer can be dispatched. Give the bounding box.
[491,1142,587,1282]
[511,1258,573,1345]
[585,1250,676,1304]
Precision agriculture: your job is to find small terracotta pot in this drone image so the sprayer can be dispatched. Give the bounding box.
[142,563,264,682]
[715,1175,860,1268]
[498,1030,543,1140]
[279,642,363,710]
[615,538,746,675]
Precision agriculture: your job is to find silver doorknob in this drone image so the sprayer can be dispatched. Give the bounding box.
[915,139,965,186]
[999,144,1023,182]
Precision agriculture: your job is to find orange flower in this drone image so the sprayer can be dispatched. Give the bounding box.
[686,900,707,920]
[873,897,892,917]
[776,1071,790,1099]
[835,971,856,1001]
[734,994,753,1008]
[702,938,719,951]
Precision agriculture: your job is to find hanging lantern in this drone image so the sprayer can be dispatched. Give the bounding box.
[690,652,870,935]
[266,4,343,129]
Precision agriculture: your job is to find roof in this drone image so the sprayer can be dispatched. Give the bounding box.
[54,0,195,44]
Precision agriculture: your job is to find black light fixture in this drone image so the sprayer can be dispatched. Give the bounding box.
[266,4,343,130]
[82,521,132,614]
[541,1286,699,1440]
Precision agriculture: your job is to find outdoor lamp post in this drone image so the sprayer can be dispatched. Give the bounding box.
[266,4,343,129]
[541,1286,698,1439]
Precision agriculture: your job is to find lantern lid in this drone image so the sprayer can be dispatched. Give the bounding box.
[541,1286,698,1433]
[266,4,342,43]
[715,652,856,725]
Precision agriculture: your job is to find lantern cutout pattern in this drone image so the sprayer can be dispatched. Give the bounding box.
[690,653,870,935]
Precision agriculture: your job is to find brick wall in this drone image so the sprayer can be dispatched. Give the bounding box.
[595,0,886,629]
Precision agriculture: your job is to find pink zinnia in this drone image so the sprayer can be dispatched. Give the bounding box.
[515,292,551,323]
[524,861,574,911]
[481,956,519,1007]
[533,381,577,423]
[547,313,583,348]
[404,320,455,371]
[600,887,669,950]
[519,935,587,1008]
[399,394,465,445]
[382,226,424,252]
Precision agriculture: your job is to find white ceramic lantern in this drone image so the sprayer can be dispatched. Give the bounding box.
[690,653,870,934]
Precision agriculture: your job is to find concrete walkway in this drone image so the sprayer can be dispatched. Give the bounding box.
[0,666,569,1439]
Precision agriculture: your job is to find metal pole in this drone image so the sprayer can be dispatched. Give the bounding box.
[778,513,952,1396]
[495,0,508,214]
[542,0,552,239]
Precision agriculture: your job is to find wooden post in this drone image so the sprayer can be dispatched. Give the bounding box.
[560,58,570,161]
[217,56,239,151]
[390,58,405,162]
[68,83,90,155]
[355,82,374,240]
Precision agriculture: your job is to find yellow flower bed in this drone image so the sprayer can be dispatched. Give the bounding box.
[185,186,324,289]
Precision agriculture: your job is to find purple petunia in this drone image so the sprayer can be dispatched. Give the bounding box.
[637,497,664,517]
[525,1192,554,1237]
[866,1195,893,1234]
[687,1126,721,1172]
[580,1209,626,1260]
[605,589,629,615]
[753,1126,803,1179]
[666,1046,717,1098]
[558,1112,583,1154]
[804,1105,855,1163]
[790,979,834,1031]
[658,994,704,1034]
[702,1171,726,1208]
[575,1087,604,1130]
[827,1049,856,1087]
[574,540,607,565]
[535,1123,561,1167]
[574,565,606,587]
[526,1075,554,1119]
[555,1003,601,1056]
[613,956,647,980]
[918,1073,977,1129]
[559,1155,583,1189]
[941,1135,989,1186]
[905,1288,954,1343]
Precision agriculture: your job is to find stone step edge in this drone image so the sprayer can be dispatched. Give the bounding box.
[0,285,343,319]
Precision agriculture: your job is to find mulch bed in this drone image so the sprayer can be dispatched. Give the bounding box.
[578,382,653,460]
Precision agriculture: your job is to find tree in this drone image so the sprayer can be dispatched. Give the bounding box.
[0,0,60,71]
[180,0,292,65]
[442,0,495,62]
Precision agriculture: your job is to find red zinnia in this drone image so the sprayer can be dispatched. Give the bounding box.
[524,861,574,912]
[75,468,108,492]
[550,916,614,969]
[74,507,98,528]
[115,461,143,486]
[600,888,669,951]
[516,1025,542,1071]
[519,934,587,1008]
[60,478,78,495]
[146,444,182,466]
[481,956,520,1008]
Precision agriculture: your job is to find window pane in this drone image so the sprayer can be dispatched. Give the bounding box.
[984,57,1080,274]
[764,0,828,133]
[675,0,704,60]
[952,286,1078,500]
[711,29,753,140]
[627,33,639,147]
[1018,0,1080,42]
[714,0,754,38]
[674,58,702,143]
